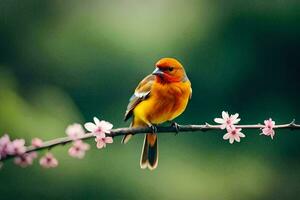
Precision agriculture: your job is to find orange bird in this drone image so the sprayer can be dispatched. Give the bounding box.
[122,58,192,170]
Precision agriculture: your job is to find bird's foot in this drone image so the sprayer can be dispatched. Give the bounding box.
[149,124,158,134]
[171,122,180,135]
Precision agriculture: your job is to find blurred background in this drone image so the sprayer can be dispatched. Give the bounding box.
[0,0,299,199]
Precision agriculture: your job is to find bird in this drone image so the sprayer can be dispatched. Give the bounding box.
[122,58,192,170]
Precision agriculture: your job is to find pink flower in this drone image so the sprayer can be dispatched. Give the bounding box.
[14,152,37,168]
[95,133,113,149]
[65,123,85,140]
[214,111,241,129]
[68,140,90,159]
[223,126,245,144]
[7,139,26,155]
[39,153,58,168]
[84,117,113,136]
[261,118,275,139]
[0,134,11,159]
[31,138,43,147]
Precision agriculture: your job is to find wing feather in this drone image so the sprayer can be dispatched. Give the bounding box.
[124,75,155,121]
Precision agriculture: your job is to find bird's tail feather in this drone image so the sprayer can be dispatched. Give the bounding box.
[140,133,158,170]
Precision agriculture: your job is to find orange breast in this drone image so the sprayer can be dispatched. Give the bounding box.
[133,80,191,126]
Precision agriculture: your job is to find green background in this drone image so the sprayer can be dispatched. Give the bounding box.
[0,0,299,199]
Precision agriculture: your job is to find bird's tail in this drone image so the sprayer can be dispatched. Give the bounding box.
[140,133,158,170]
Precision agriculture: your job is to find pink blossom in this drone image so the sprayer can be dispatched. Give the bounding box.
[39,153,58,168]
[65,123,85,140]
[261,118,275,139]
[7,139,26,155]
[214,111,241,129]
[223,126,245,144]
[31,138,43,147]
[0,134,11,159]
[14,152,37,168]
[68,140,90,159]
[95,133,113,149]
[84,117,113,136]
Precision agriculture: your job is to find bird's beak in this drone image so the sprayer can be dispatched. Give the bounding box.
[152,67,164,76]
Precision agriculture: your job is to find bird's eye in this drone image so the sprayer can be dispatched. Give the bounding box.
[168,67,174,72]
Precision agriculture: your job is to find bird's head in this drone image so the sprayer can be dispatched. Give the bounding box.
[152,58,187,83]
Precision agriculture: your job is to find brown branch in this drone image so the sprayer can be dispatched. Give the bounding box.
[1,120,300,161]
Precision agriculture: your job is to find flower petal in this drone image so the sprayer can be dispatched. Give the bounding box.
[233,118,241,124]
[214,118,224,124]
[84,123,96,132]
[223,133,230,140]
[220,124,227,130]
[98,121,113,133]
[234,134,240,142]
[271,121,275,126]
[231,113,239,121]
[31,138,43,147]
[222,111,229,119]
[94,117,100,126]
[236,128,242,133]
[95,132,106,138]
[105,137,113,144]
[96,141,105,149]
[238,132,245,138]
[82,143,90,151]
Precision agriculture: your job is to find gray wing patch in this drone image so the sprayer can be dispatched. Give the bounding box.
[124,75,155,121]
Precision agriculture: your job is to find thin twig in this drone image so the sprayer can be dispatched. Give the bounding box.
[1,120,300,161]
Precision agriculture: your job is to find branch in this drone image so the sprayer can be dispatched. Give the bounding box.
[1,120,299,162]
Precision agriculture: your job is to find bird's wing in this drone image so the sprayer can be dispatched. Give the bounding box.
[124,74,155,121]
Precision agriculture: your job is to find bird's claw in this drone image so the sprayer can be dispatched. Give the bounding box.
[150,125,158,134]
[171,122,180,135]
